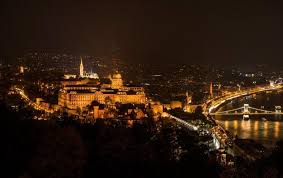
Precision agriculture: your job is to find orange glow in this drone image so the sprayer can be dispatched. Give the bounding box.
[264,121,269,137]
[233,120,238,129]
[254,121,259,130]
[274,121,280,138]
[241,120,245,128]
[224,120,229,129]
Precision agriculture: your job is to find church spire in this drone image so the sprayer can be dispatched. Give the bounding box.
[80,57,84,78]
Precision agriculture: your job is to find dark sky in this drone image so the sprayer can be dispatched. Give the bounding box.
[1,0,283,65]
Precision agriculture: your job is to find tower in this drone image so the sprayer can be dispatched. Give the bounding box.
[210,82,213,98]
[110,72,123,89]
[20,66,24,74]
[186,91,191,104]
[80,57,84,78]
[243,104,249,113]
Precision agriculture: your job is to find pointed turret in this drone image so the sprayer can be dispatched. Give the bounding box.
[80,57,84,78]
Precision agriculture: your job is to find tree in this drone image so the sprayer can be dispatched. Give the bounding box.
[22,126,87,178]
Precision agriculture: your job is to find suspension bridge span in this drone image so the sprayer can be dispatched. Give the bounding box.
[209,104,282,116]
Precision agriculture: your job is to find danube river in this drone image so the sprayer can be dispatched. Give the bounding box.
[213,90,283,148]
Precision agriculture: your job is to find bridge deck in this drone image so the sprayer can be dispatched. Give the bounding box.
[210,104,283,116]
[210,112,283,116]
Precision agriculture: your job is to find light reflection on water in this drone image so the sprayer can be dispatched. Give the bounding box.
[218,119,283,147]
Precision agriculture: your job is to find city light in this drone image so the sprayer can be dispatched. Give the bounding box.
[1,2,283,175]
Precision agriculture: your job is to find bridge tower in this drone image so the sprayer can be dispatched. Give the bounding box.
[243,104,249,113]
[275,106,281,113]
[243,104,250,120]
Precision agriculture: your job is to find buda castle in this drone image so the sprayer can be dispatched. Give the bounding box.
[58,58,146,110]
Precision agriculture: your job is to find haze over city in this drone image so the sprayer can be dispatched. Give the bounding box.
[1,0,283,66]
[1,1,283,178]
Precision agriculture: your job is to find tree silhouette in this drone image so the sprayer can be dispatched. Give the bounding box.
[22,126,87,178]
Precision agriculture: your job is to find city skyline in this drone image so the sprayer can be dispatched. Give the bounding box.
[2,1,283,177]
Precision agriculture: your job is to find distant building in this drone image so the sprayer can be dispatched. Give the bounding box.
[79,57,99,79]
[186,91,192,104]
[58,61,147,110]
[151,102,164,115]
[36,98,44,104]
[109,73,123,89]
[93,104,106,119]
[170,100,182,109]
[64,74,77,79]
[20,66,24,74]
[184,104,202,113]
[80,57,84,77]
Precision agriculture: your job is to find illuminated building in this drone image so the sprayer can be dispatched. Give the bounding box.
[184,104,202,113]
[79,57,99,79]
[109,73,123,89]
[151,102,164,115]
[61,78,99,86]
[170,100,182,109]
[58,66,146,110]
[20,66,24,74]
[84,72,99,79]
[186,91,192,104]
[93,105,106,119]
[80,57,84,77]
[64,74,77,79]
[127,108,145,119]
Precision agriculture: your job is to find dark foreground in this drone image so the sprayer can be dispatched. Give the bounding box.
[1,103,283,178]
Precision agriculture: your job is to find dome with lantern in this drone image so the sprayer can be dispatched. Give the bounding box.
[112,73,122,79]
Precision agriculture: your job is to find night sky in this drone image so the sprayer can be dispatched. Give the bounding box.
[1,0,283,65]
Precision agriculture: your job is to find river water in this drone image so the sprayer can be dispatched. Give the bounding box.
[213,90,283,148]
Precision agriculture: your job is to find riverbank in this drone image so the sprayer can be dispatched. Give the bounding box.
[233,139,268,161]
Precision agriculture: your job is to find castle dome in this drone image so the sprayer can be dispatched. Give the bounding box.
[113,73,122,79]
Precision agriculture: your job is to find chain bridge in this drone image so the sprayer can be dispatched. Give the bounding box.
[209,104,283,116]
